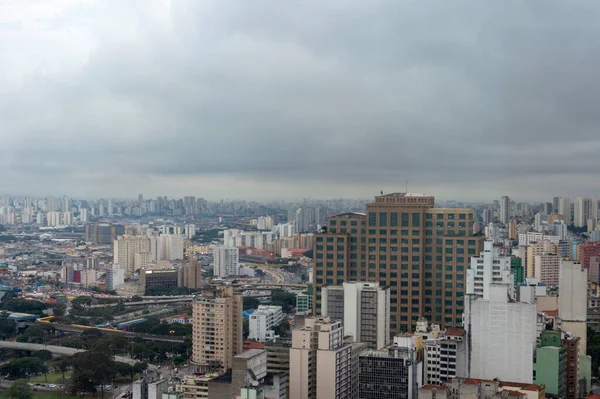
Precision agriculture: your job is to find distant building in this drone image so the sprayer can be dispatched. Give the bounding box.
[106,264,125,291]
[86,223,125,244]
[418,378,546,399]
[139,267,179,294]
[183,260,203,289]
[559,261,588,357]
[114,235,151,277]
[213,246,240,277]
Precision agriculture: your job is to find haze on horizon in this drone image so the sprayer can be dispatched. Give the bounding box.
[2,0,600,202]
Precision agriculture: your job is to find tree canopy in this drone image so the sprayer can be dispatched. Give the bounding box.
[0,357,47,380]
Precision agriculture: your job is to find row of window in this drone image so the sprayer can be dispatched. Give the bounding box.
[316,236,479,246]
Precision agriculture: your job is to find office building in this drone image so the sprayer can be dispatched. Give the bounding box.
[106,264,125,291]
[296,286,313,313]
[358,334,424,399]
[139,267,180,294]
[86,223,125,244]
[559,197,571,224]
[467,241,514,300]
[289,317,353,399]
[321,281,390,349]
[249,305,284,342]
[559,261,588,357]
[463,284,537,383]
[113,235,152,276]
[500,196,510,223]
[313,193,485,333]
[192,286,243,372]
[213,246,240,277]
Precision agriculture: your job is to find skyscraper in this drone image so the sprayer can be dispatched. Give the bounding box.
[113,235,151,276]
[321,281,390,349]
[313,192,485,333]
[574,197,597,228]
[192,285,243,372]
[499,196,510,223]
[559,197,571,224]
[559,261,588,357]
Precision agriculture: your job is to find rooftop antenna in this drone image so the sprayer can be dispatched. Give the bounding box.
[406,180,408,193]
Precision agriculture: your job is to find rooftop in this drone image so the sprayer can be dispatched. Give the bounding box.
[420,385,446,391]
[445,328,466,337]
[235,349,265,359]
[379,192,428,197]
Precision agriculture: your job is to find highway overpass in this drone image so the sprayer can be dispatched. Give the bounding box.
[0,341,139,365]
[48,323,186,343]
[90,297,194,308]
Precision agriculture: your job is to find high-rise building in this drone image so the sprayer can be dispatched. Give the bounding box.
[192,285,243,372]
[499,196,510,223]
[574,197,597,228]
[559,261,588,357]
[289,317,355,399]
[534,252,560,287]
[149,234,185,261]
[467,241,514,300]
[313,193,485,333]
[553,197,560,214]
[463,284,537,383]
[113,235,151,276]
[185,224,196,239]
[62,211,72,226]
[559,197,571,224]
[46,211,61,227]
[213,246,240,277]
[321,281,390,349]
[533,331,567,398]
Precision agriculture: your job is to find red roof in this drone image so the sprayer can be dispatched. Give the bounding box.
[445,328,466,336]
[496,390,526,397]
[499,381,544,391]
[544,309,559,317]
[586,394,600,399]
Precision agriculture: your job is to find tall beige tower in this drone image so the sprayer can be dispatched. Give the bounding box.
[192,285,243,372]
[113,235,151,277]
[289,317,353,399]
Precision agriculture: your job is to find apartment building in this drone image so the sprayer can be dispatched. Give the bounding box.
[192,285,243,372]
[249,305,284,342]
[467,241,514,300]
[313,192,485,332]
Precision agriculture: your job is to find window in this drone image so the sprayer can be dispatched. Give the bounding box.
[391,213,398,226]
[412,213,420,227]
[401,213,409,226]
[368,213,376,226]
[380,212,387,226]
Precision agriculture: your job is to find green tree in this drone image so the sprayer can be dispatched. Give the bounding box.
[71,350,116,398]
[0,357,46,380]
[71,296,93,311]
[53,302,67,317]
[243,297,260,310]
[33,349,53,362]
[9,381,32,399]
[0,314,17,339]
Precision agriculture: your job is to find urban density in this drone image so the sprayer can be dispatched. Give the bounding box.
[0,193,598,399]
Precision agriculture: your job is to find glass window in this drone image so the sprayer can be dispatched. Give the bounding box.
[380,212,387,226]
[390,213,398,227]
[412,213,420,227]
[401,213,409,227]
[368,213,376,226]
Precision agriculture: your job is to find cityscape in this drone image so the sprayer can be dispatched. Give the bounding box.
[0,192,598,399]
[4,1,600,399]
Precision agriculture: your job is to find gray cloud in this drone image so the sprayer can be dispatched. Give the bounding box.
[2,0,600,200]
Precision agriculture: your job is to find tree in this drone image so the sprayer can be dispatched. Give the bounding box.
[272,319,291,338]
[243,297,260,311]
[53,302,67,317]
[71,350,116,398]
[33,349,53,362]
[0,314,16,339]
[9,381,32,399]
[71,296,92,311]
[0,357,46,380]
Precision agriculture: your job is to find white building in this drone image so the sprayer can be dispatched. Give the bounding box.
[46,211,61,227]
[467,241,514,300]
[80,208,88,223]
[275,223,297,238]
[106,264,125,291]
[149,234,184,261]
[321,281,390,349]
[559,260,588,357]
[423,328,467,386]
[256,216,274,231]
[518,232,560,246]
[249,305,284,342]
[63,211,72,226]
[113,235,151,276]
[463,284,537,383]
[518,278,547,303]
[185,224,196,239]
[223,229,274,250]
[213,246,240,277]
[574,197,597,228]
[551,220,568,240]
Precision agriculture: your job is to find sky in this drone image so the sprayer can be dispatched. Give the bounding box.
[2,0,600,201]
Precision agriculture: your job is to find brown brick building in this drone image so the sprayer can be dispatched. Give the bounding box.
[313,192,484,333]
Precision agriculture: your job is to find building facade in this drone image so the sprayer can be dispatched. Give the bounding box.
[313,193,485,333]
[321,281,390,349]
[467,241,514,300]
[192,286,243,372]
[213,246,240,277]
[249,305,284,342]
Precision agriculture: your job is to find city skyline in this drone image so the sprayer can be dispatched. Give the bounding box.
[3,1,600,199]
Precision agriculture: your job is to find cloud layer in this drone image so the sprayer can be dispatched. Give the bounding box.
[2,0,600,201]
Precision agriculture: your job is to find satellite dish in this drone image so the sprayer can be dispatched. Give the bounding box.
[251,380,259,387]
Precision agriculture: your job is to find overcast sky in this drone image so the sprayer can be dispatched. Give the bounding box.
[1,0,600,201]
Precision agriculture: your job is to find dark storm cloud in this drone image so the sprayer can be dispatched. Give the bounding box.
[2,0,600,199]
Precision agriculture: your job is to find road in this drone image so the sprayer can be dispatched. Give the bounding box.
[0,341,140,365]
[260,267,285,284]
[44,324,186,343]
